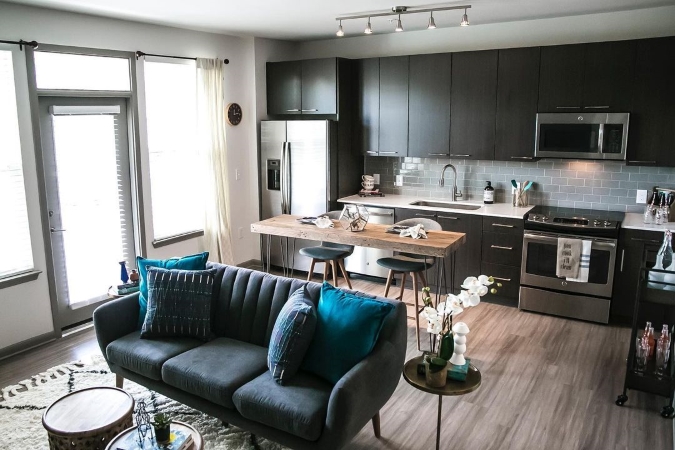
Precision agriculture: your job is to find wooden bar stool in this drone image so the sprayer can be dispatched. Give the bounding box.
[377,218,441,350]
[299,211,354,288]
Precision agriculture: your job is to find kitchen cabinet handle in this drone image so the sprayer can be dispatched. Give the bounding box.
[449,154,471,157]
[620,249,625,272]
[366,151,378,154]
[583,106,610,109]
[50,227,66,232]
[301,109,318,112]
[491,245,513,251]
[369,212,394,217]
[510,156,535,160]
[285,109,300,112]
[378,151,398,155]
[555,106,581,109]
[627,160,657,165]
[630,238,660,244]
[428,153,449,156]
[492,223,515,228]
[492,276,512,282]
[415,213,436,218]
[438,215,459,220]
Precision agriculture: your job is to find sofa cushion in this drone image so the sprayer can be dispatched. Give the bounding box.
[302,282,395,384]
[106,331,202,380]
[162,337,268,408]
[233,371,332,442]
[268,287,317,385]
[136,252,209,328]
[141,267,217,341]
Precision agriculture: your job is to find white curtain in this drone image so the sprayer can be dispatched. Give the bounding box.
[197,58,233,264]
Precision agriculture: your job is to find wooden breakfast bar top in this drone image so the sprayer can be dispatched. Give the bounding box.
[250,214,466,258]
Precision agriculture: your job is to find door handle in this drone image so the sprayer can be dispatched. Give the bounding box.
[284,143,292,214]
[301,109,318,112]
[50,227,66,232]
[555,106,581,109]
[437,215,459,220]
[415,213,436,218]
[492,276,512,282]
[378,152,398,155]
[492,223,515,228]
[280,142,287,214]
[285,109,300,112]
[510,156,535,160]
[366,151,378,155]
[491,245,513,250]
[449,154,471,157]
[428,153,449,156]
[630,238,660,244]
[369,212,394,217]
[583,106,610,109]
[620,249,625,272]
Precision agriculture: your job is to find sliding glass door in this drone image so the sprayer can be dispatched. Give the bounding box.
[39,97,136,328]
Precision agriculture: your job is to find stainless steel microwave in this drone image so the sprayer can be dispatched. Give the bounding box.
[534,113,630,160]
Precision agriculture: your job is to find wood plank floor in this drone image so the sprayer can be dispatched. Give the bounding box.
[1,272,672,450]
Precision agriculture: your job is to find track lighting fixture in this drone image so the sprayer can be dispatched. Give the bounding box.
[395,14,403,32]
[365,17,373,34]
[461,8,470,26]
[427,11,437,29]
[335,4,471,37]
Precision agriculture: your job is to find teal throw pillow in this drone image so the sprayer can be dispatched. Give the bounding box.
[302,282,394,384]
[136,252,209,328]
[141,267,217,341]
[268,287,317,385]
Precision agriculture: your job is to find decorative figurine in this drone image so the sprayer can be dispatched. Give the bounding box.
[120,261,129,284]
[135,399,154,447]
[449,322,470,366]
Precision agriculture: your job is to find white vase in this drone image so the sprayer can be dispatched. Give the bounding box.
[449,322,470,366]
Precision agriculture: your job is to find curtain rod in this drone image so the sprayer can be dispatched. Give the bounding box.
[0,39,39,50]
[136,51,229,65]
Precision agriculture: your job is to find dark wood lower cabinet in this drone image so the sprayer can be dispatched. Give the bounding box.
[481,262,521,306]
[436,214,482,292]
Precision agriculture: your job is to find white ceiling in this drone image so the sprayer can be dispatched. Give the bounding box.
[5,0,675,41]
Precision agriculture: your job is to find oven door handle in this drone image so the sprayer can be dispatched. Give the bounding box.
[523,232,616,247]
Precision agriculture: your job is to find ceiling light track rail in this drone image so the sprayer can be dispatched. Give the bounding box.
[135,51,229,65]
[336,4,471,21]
[0,39,39,51]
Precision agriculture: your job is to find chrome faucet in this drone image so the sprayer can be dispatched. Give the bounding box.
[439,163,463,201]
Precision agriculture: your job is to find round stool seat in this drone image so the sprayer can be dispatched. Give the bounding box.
[43,387,134,450]
[299,246,351,260]
[376,257,433,273]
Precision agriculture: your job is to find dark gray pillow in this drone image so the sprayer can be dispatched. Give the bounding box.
[140,267,217,341]
[268,286,317,385]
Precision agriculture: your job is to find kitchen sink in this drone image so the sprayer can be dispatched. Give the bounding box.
[409,200,482,210]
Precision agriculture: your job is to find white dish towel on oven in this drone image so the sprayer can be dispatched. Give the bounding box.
[556,237,582,279]
[567,240,592,283]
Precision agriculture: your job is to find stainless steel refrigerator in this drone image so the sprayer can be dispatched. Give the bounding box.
[260,120,340,273]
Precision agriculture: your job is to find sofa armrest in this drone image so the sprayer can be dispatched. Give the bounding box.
[318,302,407,449]
[93,293,140,358]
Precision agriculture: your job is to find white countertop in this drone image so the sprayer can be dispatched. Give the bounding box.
[338,194,535,219]
[622,213,675,232]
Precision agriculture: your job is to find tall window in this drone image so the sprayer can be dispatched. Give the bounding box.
[0,49,33,278]
[144,59,204,240]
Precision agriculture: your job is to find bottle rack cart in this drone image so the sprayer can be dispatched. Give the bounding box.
[616,267,675,418]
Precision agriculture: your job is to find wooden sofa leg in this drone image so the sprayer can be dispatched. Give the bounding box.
[115,374,124,389]
[372,412,381,438]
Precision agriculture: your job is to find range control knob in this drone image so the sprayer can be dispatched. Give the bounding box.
[593,220,601,226]
[542,216,549,221]
[604,220,611,227]
[531,215,538,221]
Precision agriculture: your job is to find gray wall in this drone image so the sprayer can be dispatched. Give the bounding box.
[365,156,675,213]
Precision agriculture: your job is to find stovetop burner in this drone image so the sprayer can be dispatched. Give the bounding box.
[525,205,624,238]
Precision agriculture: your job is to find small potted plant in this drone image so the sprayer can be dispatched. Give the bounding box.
[151,413,172,444]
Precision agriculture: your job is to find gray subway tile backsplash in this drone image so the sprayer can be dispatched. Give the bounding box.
[365,156,675,214]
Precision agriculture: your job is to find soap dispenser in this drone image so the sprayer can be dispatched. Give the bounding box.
[484,181,494,204]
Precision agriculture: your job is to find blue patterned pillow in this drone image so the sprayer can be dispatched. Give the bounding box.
[268,287,317,385]
[140,267,217,341]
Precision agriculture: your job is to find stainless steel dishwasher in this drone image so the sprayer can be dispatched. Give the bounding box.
[344,206,395,278]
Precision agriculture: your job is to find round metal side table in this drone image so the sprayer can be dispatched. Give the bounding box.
[402,356,482,450]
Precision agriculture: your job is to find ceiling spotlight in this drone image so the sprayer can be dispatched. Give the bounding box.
[365,17,373,34]
[336,19,344,37]
[427,11,437,29]
[461,8,470,26]
[395,14,403,32]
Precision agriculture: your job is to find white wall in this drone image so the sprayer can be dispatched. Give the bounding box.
[297,5,675,59]
[0,1,284,351]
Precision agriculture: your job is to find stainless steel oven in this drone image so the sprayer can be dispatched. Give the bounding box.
[519,206,624,323]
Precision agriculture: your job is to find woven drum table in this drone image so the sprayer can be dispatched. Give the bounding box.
[42,387,134,450]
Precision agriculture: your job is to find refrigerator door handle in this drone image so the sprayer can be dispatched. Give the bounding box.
[285,142,292,214]
[280,142,287,214]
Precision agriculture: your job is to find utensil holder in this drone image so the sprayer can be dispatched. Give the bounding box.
[513,191,528,207]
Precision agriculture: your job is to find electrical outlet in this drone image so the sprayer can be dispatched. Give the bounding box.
[238,227,243,239]
[636,189,648,204]
[235,169,241,181]
[373,173,380,184]
[394,174,403,187]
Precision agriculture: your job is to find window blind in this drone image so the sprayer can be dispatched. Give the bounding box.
[0,50,34,278]
[144,59,204,240]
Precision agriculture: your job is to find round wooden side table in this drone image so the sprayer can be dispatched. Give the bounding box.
[402,356,482,450]
[42,386,134,450]
[106,420,204,450]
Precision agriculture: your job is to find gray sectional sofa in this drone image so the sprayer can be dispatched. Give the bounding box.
[93,263,407,450]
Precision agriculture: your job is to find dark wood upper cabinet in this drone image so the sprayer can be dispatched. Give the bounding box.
[627,37,675,167]
[495,47,540,161]
[379,56,409,157]
[300,58,337,115]
[582,41,635,112]
[266,61,301,115]
[357,58,380,156]
[450,50,498,160]
[408,53,452,158]
[538,44,585,112]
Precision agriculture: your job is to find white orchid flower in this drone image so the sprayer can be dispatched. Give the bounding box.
[461,276,478,289]
[457,290,471,308]
[476,285,489,296]
[427,317,443,334]
[478,275,493,286]
[467,292,481,307]
[421,306,439,321]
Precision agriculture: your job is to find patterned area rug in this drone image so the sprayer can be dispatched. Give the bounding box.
[0,356,285,450]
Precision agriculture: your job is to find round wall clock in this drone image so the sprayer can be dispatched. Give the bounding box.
[226,102,242,126]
